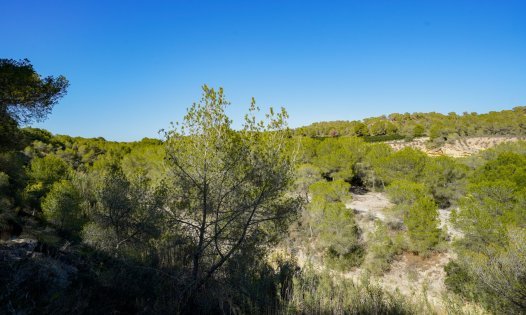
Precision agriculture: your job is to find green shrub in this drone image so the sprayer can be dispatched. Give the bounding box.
[405,197,440,255]
[41,180,82,231]
[386,180,429,205]
[365,222,404,275]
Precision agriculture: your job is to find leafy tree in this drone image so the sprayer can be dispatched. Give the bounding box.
[412,124,425,137]
[368,120,397,136]
[121,142,165,183]
[82,164,164,255]
[385,179,429,206]
[309,179,351,204]
[405,196,440,255]
[305,179,361,270]
[447,151,526,314]
[294,164,322,199]
[313,138,356,180]
[421,156,467,207]
[447,228,526,314]
[25,155,70,208]
[163,85,299,303]
[353,122,369,136]
[375,147,427,185]
[294,136,319,163]
[27,155,69,186]
[0,58,69,125]
[364,221,403,275]
[355,143,392,190]
[41,180,82,231]
[0,112,20,152]
[0,171,13,211]
[295,106,526,139]
[464,228,526,313]
[472,152,526,186]
[318,201,363,270]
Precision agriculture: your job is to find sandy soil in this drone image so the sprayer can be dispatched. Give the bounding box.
[387,136,522,157]
[438,208,463,240]
[294,192,470,313]
[294,191,462,312]
[346,192,392,221]
[345,192,456,307]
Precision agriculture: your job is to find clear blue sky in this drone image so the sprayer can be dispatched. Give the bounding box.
[1,1,525,141]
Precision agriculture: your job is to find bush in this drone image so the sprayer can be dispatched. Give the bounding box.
[405,197,440,255]
[365,222,404,275]
[309,179,351,204]
[386,180,429,205]
[28,155,70,186]
[41,180,82,231]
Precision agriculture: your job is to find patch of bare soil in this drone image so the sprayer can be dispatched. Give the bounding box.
[378,251,455,309]
[387,136,523,157]
[439,208,463,240]
[346,191,392,222]
[344,192,459,311]
[290,191,468,312]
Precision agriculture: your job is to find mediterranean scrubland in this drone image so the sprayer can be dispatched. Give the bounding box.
[1,59,525,314]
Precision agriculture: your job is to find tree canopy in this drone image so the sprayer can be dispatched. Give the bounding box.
[0,58,69,125]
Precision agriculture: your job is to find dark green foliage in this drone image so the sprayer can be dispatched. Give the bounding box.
[0,58,69,124]
[364,222,404,275]
[405,197,441,255]
[386,180,429,206]
[27,155,70,186]
[306,180,364,270]
[81,164,164,256]
[446,150,526,314]
[294,106,526,140]
[353,121,369,136]
[24,155,70,209]
[421,156,467,208]
[363,134,405,142]
[314,138,356,180]
[319,202,364,270]
[446,229,526,314]
[0,114,22,152]
[0,59,66,152]
[375,147,427,185]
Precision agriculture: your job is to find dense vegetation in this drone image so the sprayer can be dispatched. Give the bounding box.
[295,107,526,146]
[1,59,525,314]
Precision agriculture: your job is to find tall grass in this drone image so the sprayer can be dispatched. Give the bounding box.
[279,267,425,315]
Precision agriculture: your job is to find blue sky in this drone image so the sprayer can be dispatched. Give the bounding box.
[1,1,525,141]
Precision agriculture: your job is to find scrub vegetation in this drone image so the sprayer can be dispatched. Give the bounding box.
[1,59,525,314]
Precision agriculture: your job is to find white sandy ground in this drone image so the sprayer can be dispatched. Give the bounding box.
[293,191,469,313]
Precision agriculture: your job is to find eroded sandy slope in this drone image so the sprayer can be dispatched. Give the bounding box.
[387,136,523,157]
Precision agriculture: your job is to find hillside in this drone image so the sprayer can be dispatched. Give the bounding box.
[386,136,524,157]
[295,107,526,143]
[2,103,526,313]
